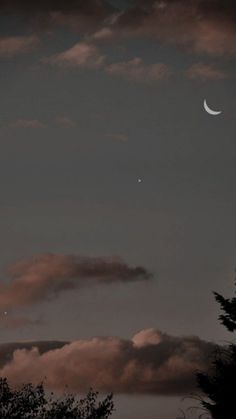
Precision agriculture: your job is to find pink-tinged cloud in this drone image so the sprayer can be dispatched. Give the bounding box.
[12,119,45,129]
[2,2,236,56]
[90,27,114,41]
[0,36,39,58]
[106,58,171,82]
[54,116,76,127]
[106,133,128,142]
[0,253,151,310]
[0,341,68,368]
[186,63,229,81]
[0,329,216,395]
[113,0,236,56]
[46,42,105,68]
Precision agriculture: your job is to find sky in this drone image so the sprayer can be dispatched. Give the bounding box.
[0,1,236,418]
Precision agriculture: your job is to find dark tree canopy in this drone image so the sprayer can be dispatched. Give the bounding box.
[196,344,236,418]
[214,289,236,332]
[0,378,114,419]
[195,280,236,419]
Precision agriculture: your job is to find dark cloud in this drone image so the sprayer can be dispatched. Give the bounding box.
[109,0,236,56]
[0,329,216,395]
[0,253,151,310]
[1,1,235,55]
[0,0,115,15]
[0,0,116,32]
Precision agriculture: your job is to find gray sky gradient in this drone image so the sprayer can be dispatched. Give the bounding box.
[0,1,236,418]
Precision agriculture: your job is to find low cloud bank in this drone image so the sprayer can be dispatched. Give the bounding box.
[0,329,216,395]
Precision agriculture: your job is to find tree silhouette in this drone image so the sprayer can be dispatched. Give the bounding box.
[195,279,236,418]
[0,378,114,419]
[214,288,236,332]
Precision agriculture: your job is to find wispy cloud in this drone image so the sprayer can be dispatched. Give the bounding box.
[0,36,39,58]
[111,0,236,56]
[45,42,171,83]
[54,116,76,128]
[186,63,229,81]
[45,42,105,68]
[11,119,46,129]
[0,329,216,395]
[1,0,116,33]
[105,133,128,142]
[1,2,236,57]
[8,117,77,129]
[0,253,151,310]
[90,27,114,41]
[106,58,171,82]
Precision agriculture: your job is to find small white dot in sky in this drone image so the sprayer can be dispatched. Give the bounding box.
[138,179,142,183]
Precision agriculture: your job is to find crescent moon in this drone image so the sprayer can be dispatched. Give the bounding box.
[203,99,222,116]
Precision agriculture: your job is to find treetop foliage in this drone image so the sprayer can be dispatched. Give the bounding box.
[0,378,114,419]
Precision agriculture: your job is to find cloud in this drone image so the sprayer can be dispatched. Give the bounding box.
[112,0,236,56]
[10,117,76,129]
[54,116,76,127]
[0,35,39,58]
[106,58,171,82]
[12,119,45,129]
[0,329,216,395]
[46,42,105,68]
[106,133,128,142]
[1,2,236,57]
[0,253,151,310]
[46,45,170,82]
[0,0,113,13]
[0,0,116,32]
[186,63,229,81]
[91,27,114,41]
[0,341,67,368]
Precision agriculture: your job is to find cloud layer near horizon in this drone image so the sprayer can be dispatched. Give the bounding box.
[0,329,216,395]
[0,253,151,310]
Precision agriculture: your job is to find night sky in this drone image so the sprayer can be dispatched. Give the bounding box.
[0,1,236,418]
